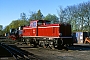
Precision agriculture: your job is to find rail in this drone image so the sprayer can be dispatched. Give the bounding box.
[0,43,30,60]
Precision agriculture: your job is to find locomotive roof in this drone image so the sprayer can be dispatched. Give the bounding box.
[30,20,50,22]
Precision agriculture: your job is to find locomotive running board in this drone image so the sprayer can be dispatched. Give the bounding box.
[60,37,72,38]
[22,36,72,38]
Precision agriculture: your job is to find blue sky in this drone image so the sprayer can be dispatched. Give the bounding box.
[0,0,89,27]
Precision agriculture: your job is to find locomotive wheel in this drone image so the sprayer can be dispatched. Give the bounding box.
[53,39,58,49]
[51,39,68,50]
[32,38,39,48]
[57,39,68,51]
[48,41,55,49]
[39,41,46,48]
[38,40,54,49]
[53,38,65,49]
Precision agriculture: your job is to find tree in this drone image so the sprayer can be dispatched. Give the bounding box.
[28,10,44,21]
[20,12,29,25]
[20,12,27,20]
[3,19,29,34]
[36,10,43,20]
[57,6,65,23]
[3,25,10,33]
[44,14,59,23]
[29,12,37,21]
[0,25,3,35]
[9,20,28,29]
[0,25,3,31]
[57,1,90,32]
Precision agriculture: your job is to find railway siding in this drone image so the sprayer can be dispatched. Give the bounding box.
[0,43,40,60]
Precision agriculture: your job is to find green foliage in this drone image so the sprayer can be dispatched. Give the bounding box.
[20,12,27,20]
[29,12,37,20]
[0,25,3,30]
[3,12,29,33]
[9,20,27,29]
[3,20,28,33]
[0,25,3,35]
[44,14,59,23]
[28,10,44,21]
[36,10,43,20]
[58,1,90,32]
[3,25,10,33]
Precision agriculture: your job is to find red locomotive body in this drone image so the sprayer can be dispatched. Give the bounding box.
[23,20,60,38]
[9,20,73,49]
[23,20,72,37]
[22,20,73,49]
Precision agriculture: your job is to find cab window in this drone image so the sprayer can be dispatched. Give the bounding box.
[30,21,37,27]
[45,21,51,25]
[37,20,43,25]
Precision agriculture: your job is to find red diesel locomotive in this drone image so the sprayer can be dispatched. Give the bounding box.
[9,20,73,49]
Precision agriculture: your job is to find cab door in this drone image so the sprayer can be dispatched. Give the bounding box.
[30,21,37,36]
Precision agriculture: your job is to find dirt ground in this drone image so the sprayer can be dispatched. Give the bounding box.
[0,38,90,60]
[18,44,90,60]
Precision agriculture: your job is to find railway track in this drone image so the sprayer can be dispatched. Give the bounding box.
[0,36,7,39]
[0,43,39,60]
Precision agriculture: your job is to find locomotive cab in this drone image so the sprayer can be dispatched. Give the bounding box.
[30,20,51,27]
[9,28,19,40]
[9,26,24,40]
[10,29,16,35]
[37,20,51,25]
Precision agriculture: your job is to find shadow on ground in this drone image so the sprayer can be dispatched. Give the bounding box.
[68,44,90,51]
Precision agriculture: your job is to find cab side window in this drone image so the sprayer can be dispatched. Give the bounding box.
[37,21,43,26]
[45,21,51,25]
[33,22,37,27]
[30,21,37,27]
